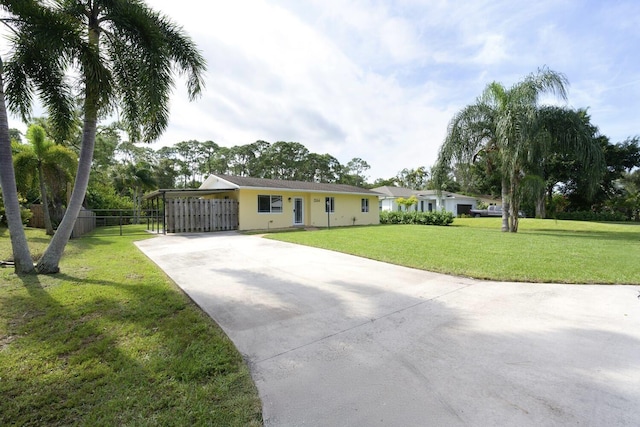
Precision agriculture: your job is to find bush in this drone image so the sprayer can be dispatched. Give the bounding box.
[85,181,134,211]
[380,210,454,226]
[0,193,33,226]
[555,210,628,222]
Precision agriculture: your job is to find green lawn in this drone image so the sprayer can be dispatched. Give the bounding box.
[266,218,640,284]
[0,226,262,426]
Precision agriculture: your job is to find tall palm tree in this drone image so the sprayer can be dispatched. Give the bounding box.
[18,0,205,273]
[14,124,77,235]
[0,1,80,273]
[433,68,570,232]
[0,60,34,273]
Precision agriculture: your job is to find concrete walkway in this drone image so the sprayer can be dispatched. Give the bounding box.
[135,232,640,426]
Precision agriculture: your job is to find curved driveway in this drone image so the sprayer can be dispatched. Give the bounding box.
[136,232,640,426]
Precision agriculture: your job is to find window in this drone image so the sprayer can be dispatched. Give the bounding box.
[258,195,283,213]
[325,197,334,213]
[361,198,369,213]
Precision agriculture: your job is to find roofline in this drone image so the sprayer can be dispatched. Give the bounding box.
[210,175,241,189]
[231,185,378,196]
[143,188,236,200]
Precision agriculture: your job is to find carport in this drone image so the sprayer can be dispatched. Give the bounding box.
[143,188,239,233]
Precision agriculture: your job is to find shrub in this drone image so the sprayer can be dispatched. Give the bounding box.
[0,193,33,226]
[555,210,628,222]
[380,210,454,226]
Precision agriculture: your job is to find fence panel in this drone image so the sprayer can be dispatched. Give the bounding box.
[165,199,238,233]
[72,208,97,238]
[28,204,96,238]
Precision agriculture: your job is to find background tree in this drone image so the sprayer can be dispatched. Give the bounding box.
[396,166,429,190]
[111,161,156,222]
[261,141,310,180]
[525,106,604,218]
[13,124,77,234]
[396,195,418,211]
[338,157,370,186]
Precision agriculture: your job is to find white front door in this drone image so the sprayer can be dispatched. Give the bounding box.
[293,198,304,225]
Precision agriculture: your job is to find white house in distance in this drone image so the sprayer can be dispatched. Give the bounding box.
[371,186,478,217]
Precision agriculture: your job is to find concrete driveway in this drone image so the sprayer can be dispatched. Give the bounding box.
[135,232,640,426]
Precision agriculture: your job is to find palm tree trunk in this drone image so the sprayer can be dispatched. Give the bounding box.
[500,176,509,232]
[0,59,34,274]
[35,24,102,274]
[35,106,98,273]
[535,194,546,219]
[509,178,518,232]
[38,165,54,235]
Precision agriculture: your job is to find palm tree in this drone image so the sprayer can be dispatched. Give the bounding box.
[0,1,80,274]
[433,68,571,232]
[0,61,34,273]
[19,0,206,273]
[14,124,77,235]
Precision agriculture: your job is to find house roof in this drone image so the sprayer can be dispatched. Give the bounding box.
[371,186,478,201]
[370,186,416,198]
[201,174,379,196]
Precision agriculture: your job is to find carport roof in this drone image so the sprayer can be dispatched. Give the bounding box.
[143,188,235,200]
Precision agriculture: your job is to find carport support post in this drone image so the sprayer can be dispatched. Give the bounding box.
[162,192,166,235]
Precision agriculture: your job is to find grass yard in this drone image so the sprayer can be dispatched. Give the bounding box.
[0,226,262,426]
[266,218,640,284]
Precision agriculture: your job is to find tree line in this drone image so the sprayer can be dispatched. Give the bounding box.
[7,122,376,215]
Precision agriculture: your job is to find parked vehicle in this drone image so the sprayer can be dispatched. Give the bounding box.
[469,205,525,218]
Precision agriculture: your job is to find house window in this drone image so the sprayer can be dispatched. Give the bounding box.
[361,198,369,213]
[325,197,335,213]
[258,195,283,213]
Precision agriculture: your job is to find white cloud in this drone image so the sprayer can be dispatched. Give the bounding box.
[4,0,640,180]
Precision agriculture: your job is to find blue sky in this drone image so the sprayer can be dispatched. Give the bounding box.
[7,0,640,181]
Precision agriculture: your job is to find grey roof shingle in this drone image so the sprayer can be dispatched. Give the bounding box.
[216,174,379,195]
[370,186,416,197]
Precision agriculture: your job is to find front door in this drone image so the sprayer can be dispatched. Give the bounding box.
[293,198,304,225]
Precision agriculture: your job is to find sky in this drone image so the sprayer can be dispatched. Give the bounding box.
[7,0,640,181]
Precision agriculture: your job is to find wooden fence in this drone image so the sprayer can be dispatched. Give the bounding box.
[71,208,97,238]
[29,204,96,238]
[165,198,238,233]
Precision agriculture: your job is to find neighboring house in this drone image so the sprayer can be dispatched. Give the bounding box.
[199,174,380,230]
[371,186,478,217]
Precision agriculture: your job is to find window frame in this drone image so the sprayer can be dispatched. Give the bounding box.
[325,196,335,213]
[257,194,283,214]
[361,198,369,213]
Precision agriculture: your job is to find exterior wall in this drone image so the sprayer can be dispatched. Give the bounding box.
[380,196,477,217]
[236,189,306,231]
[380,198,396,212]
[442,198,477,216]
[306,193,379,228]
[221,189,379,230]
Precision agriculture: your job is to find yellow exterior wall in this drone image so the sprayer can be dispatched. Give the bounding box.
[305,193,379,228]
[205,189,379,231]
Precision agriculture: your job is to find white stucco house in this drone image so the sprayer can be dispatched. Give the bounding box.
[371,186,478,217]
